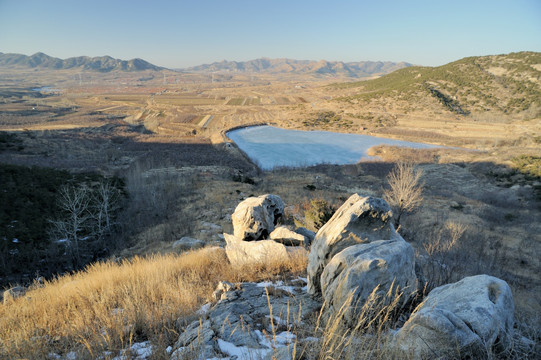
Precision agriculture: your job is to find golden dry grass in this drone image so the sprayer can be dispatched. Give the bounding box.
[0,247,306,359]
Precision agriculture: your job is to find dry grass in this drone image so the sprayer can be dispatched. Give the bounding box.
[0,247,307,359]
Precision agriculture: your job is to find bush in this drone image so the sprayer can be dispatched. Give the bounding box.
[384,161,424,228]
[304,199,335,232]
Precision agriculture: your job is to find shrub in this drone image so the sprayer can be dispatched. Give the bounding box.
[384,161,424,228]
[304,199,335,232]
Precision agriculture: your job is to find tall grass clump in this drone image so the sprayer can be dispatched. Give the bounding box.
[302,285,417,360]
[0,247,306,359]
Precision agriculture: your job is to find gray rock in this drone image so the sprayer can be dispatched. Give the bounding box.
[171,281,321,360]
[224,233,306,267]
[172,237,204,251]
[175,319,214,348]
[3,286,26,304]
[320,238,418,325]
[270,226,307,246]
[307,194,394,295]
[392,275,514,358]
[232,194,285,241]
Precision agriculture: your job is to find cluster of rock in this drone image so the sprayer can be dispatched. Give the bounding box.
[168,193,518,359]
[307,194,419,323]
[224,194,314,267]
[305,193,516,358]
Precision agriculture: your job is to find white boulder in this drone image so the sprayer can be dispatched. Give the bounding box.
[393,274,514,358]
[307,194,394,295]
[232,194,284,241]
[320,238,418,325]
[224,233,306,267]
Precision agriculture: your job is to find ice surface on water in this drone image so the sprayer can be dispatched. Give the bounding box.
[227,126,439,170]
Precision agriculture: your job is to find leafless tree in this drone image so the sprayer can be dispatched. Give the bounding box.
[384,161,424,228]
[49,185,92,267]
[92,181,121,242]
[49,181,121,267]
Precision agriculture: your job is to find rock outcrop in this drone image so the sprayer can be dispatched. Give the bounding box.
[392,275,515,358]
[320,238,418,325]
[232,194,284,241]
[171,279,320,360]
[307,194,394,295]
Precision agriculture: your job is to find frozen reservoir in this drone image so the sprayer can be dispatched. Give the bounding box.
[227,125,439,170]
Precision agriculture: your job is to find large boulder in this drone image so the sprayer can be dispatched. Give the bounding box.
[307,194,394,295]
[232,194,285,241]
[392,275,514,358]
[320,238,418,325]
[224,233,306,267]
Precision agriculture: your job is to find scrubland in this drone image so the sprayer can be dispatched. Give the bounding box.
[0,52,540,358]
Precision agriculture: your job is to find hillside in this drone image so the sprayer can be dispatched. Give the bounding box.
[183,58,412,77]
[334,51,541,119]
[0,52,164,72]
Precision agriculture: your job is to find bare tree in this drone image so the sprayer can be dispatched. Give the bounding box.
[49,185,92,267]
[49,181,122,267]
[384,161,424,228]
[92,181,121,242]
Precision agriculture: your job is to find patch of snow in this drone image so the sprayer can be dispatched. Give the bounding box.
[112,341,153,360]
[56,238,69,244]
[165,346,173,354]
[12,238,19,243]
[256,280,296,295]
[256,281,274,288]
[256,329,296,348]
[217,338,271,359]
[65,352,78,360]
[275,331,296,345]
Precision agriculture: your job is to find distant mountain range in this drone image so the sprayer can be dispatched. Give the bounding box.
[0,52,412,77]
[183,58,413,77]
[0,52,164,72]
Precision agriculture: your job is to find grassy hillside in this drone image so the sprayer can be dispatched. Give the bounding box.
[335,51,541,118]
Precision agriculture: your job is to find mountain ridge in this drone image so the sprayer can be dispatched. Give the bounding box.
[334,51,541,117]
[182,57,413,77]
[0,52,164,72]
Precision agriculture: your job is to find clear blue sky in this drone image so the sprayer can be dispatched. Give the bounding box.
[0,0,540,68]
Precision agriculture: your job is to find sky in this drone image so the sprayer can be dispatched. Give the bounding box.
[0,0,540,69]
